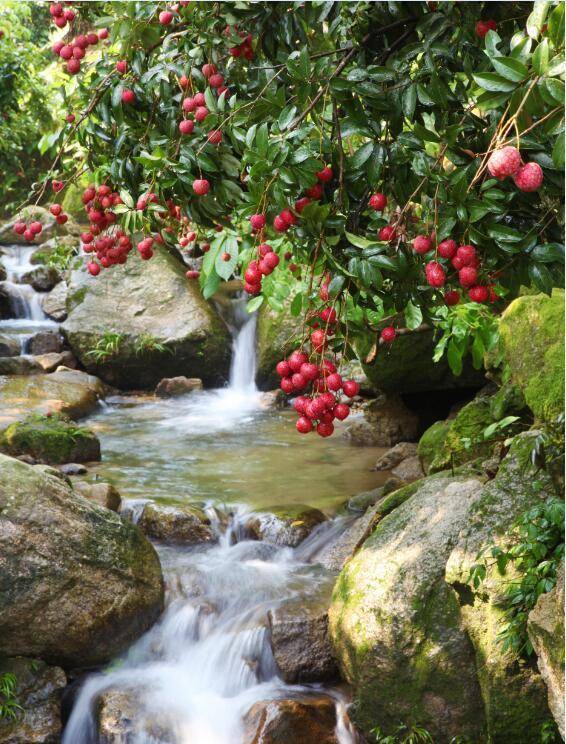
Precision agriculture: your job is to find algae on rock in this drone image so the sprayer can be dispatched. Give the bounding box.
[0,414,101,464]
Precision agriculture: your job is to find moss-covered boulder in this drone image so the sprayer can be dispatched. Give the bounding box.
[0,369,105,426]
[428,395,494,473]
[62,248,231,389]
[0,454,164,668]
[329,475,486,742]
[256,299,300,388]
[0,414,100,464]
[417,420,451,474]
[355,327,485,394]
[0,206,81,247]
[445,432,555,743]
[528,561,565,739]
[497,290,564,423]
[137,502,214,544]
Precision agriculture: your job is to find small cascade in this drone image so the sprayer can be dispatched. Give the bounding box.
[0,244,57,352]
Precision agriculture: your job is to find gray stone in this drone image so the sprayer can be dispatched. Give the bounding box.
[20,266,61,292]
[0,334,19,357]
[73,481,122,512]
[42,281,68,322]
[243,695,339,744]
[246,506,327,548]
[138,502,214,544]
[28,331,64,355]
[58,462,87,475]
[33,351,76,373]
[0,356,42,375]
[343,394,418,447]
[391,455,425,483]
[155,376,203,397]
[0,206,81,247]
[375,442,418,471]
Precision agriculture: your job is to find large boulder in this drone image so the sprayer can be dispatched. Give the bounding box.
[28,331,64,355]
[0,454,164,668]
[61,248,231,389]
[0,369,105,425]
[343,394,418,447]
[355,325,485,394]
[0,206,81,247]
[329,475,486,742]
[41,281,68,321]
[0,414,100,464]
[20,266,61,292]
[528,562,565,739]
[137,502,214,544]
[497,290,564,423]
[155,376,203,397]
[0,657,66,744]
[0,334,19,357]
[242,695,339,744]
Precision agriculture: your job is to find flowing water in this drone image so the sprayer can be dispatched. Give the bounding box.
[0,245,57,351]
[63,297,387,743]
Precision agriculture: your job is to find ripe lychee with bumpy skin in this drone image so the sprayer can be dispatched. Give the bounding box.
[469,285,489,303]
[425,261,446,287]
[250,214,265,230]
[193,179,210,195]
[487,146,521,180]
[444,290,460,306]
[380,326,396,344]
[513,162,543,192]
[378,225,397,242]
[413,235,432,254]
[121,89,135,105]
[369,193,387,211]
[459,266,478,287]
[438,239,457,259]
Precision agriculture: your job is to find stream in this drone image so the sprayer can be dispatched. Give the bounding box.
[0,253,386,742]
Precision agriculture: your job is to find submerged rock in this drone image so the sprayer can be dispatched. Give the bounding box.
[0,454,164,667]
[245,506,326,548]
[0,657,66,744]
[528,562,565,739]
[0,368,105,425]
[62,248,231,389]
[0,414,100,464]
[155,376,203,397]
[96,688,177,744]
[138,502,214,544]
[242,695,339,744]
[268,594,338,683]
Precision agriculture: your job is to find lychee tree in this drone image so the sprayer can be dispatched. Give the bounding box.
[9,0,566,434]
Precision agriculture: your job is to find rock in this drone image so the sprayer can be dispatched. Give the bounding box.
[29,236,78,266]
[0,454,164,668]
[154,376,203,397]
[268,594,338,683]
[417,420,451,475]
[42,281,68,322]
[58,462,87,475]
[374,442,418,471]
[246,505,326,548]
[355,324,485,394]
[489,382,529,421]
[391,455,424,483]
[336,358,378,396]
[445,432,556,743]
[0,334,20,357]
[28,331,64,355]
[496,290,564,423]
[0,262,5,281]
[428,394,495,473]
[95,688,176,743]
[62,248,231,390]
[329,475,487,742]
[33,351,76,373]
[73,481,122,512]
[0,356,42,375]
[255,298,300,389]
[528,562,565,739]
[347,487,384,514]
[343,394,418,447]
[0,369,105,425]
[138,502,214,544]
[259,389,287,410]
[0,206,81,247]
[0,414,101,464]
[0,657,66,744]
[20,266,61,292]
[243,695,339,744]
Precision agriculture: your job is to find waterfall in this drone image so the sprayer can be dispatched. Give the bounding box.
[228,298,258,393]
[1,245,47,321]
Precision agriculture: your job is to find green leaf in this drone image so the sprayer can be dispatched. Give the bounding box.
[214,236,238,280]
[474,73,517,93]
[526,0,551,39]
[290,292,303,316]
[545,78,565,104]
[491,57,528,83]
[476,90,512,111]
[345,231,375,249]
[552,132,565,170]
[328,275,345,297]
[487,224,524,242]
[447,338,463,376]
[246,295,264,313]
[413,123,440,143]
[548,2,565,47]
[402,83,417,119]
[404,301,422,330]
[532,38,550,75]
[528,263,554,295]
[349,142,374,170]
[202,270,220,300]
[278,105,297,131]
[111,85,124,109]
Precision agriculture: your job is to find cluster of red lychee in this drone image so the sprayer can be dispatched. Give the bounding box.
[243,237,281,295]
[48,2,77,29]
[487,146,543,193]
[475,19,497,38]
[12,219,44,243]
[52,27,108,76]
[225,26,254,60]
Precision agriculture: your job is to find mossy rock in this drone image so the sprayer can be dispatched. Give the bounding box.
[489,382,529,421]
[429,396,494,473]
[417,420,451,474]
[0,414,100,464]
[256,298,301,388]
[497,290,564,423]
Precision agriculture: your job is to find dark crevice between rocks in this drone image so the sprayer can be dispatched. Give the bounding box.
[401,386,484,438]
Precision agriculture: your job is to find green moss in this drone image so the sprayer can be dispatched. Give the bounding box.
[417,420,451,474]
[0,414,100,464]
[430,397,494,473]
[489,383,528,421]
[498,289,564,423]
